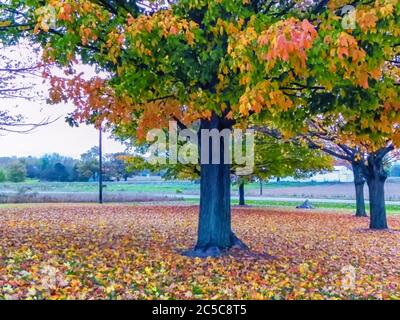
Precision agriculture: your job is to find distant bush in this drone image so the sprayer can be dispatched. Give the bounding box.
[0,169,6,182]
[6,162,27,182]
[390,165,400,177]
[0,148,137,183]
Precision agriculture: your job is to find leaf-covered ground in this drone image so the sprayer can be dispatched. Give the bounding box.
[0,205,399,300]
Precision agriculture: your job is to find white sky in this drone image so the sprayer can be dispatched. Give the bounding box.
[0,45,126,159]
[0,99,126,158]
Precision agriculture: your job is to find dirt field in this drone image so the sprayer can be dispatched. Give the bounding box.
[247,182,400,201]
[1,181,399,203]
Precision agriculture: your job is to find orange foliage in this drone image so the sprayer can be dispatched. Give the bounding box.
[125,10,198,50]
[45,71,135,128]
[356,9,379,32]
[238,81,293,116]
[257,18,317,74]
[330,32,374,89]
[44,68,204,139]
[136,99,202,140]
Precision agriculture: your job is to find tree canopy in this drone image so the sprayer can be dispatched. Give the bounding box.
[1,1,397,148]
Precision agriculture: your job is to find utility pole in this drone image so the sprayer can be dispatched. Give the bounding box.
[99,126,103,204]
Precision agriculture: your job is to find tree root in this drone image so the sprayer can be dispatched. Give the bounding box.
[182,232,249,258]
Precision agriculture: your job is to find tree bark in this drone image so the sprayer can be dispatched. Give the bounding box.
[239,181,245,206]
[363,146,393,230]
[352,161,367,217]
[183,113,247,257]
[367,177,387,229]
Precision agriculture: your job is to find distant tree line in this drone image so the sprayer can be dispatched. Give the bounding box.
[0,147,143,183]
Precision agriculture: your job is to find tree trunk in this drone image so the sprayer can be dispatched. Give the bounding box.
[367,177,387,229]
[183,113,247,257]
[239,181,245,206]
[352,161,367,217]
[259,179,263,196]
[363,148,393,230]
[195,160,232,254]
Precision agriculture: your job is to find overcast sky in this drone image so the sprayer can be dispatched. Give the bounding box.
[0,45,126,159]
[0,99,126,159]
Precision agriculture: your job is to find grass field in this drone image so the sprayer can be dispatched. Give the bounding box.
[231,200,400,215]
[0,204,399,300]
[1,198,399,215]
[1,179,400,214]
[0,179,199,193]
[178,199,400,215]
[0,179,338,194]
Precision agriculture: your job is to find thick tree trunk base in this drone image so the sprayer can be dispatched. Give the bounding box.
[367,172,387,229]
[182,247,223,258]
[182,233,249,258]
[369,224,388,230]
[364,151,391,230]
[355,212,368,218]
[230,232,249,250]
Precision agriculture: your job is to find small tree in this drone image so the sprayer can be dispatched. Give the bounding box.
[76,147,100,181]
[103,153,132,181]
[0,169,6,182]
[7,162,26,182]
[236,134,333,206]
[390,165,400,177]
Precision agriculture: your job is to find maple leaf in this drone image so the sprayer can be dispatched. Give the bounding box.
[357,9,378,32]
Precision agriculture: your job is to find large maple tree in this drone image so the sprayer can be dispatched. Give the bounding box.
[1,0,399,254]
[303,121,400,221]
[245,1,400,228]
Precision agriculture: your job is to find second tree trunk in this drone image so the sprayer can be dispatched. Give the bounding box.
[239,181,245,206]
[352,161,367,217]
